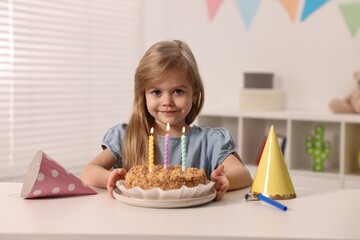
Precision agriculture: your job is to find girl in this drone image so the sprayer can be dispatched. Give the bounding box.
[81,40,252,201]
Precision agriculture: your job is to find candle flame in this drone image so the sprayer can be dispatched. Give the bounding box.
[150,127,154,134]
[166,123,170,132]
[182,126,185,134]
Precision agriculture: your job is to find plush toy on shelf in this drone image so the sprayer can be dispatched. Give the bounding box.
[329,71,360,114]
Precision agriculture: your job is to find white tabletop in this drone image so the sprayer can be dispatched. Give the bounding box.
[1,182,359,240]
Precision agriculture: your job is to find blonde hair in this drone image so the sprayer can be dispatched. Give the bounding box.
[123,40,204,170]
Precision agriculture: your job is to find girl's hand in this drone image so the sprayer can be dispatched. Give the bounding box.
[107,168,127,198]
[211,164,230,201]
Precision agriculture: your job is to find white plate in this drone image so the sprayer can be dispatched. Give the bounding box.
[113,187,216,208]
[116,180,215,200]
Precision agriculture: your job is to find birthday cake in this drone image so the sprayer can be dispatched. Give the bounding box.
[125,165,207,190]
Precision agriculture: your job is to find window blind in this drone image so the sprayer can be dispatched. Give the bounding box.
[0,0,143,180]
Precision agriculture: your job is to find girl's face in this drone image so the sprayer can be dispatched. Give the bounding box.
[145,69,195,134]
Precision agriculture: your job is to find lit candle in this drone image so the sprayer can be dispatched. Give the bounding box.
[181,127,186,172]
[148,127,154,172]
[164,123,170,170]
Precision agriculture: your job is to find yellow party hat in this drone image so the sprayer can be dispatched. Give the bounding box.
[250,125,296,200]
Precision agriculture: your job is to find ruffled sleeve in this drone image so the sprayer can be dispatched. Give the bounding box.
[101,123,127,168]
[206,127,237,171]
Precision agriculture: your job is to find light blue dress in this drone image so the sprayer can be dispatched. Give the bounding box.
[101,123,239,178]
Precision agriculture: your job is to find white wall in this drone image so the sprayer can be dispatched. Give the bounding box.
[144,0,360,112]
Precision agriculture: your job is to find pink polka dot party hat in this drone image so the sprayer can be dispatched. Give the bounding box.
[21,150,97,199]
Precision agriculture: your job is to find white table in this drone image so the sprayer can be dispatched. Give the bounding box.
[1,182,359,240]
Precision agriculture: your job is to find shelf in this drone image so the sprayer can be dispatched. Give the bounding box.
[344,123,360,176]
[239,110,360,123]
[197,110,360,189]
[241,117,287,166]
[343,175,360,188]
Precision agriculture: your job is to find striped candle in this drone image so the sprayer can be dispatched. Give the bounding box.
[148,127,154,172]
[181,127,186,172]
[164,123,170,170]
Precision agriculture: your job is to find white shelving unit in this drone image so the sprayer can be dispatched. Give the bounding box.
[196,109,360,189]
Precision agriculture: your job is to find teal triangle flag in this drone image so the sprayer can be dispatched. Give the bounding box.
[301,0,329,22]
[236,0,261,30]
[339,3,360,38]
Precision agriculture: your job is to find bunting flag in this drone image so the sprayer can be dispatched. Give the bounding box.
[301,0,329,22]
[205,0,359,39]
[339,3,360,38]
[236,0,262,30]
[279,0,300,22]
[206,0,224,21]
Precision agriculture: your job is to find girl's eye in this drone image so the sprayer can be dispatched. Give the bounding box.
[151,90,161,96]
[174,89,184,95]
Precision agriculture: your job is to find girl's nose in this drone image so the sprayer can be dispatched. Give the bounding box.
[162,93,174,106]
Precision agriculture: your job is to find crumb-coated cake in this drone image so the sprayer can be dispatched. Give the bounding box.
[125,165,207,190]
